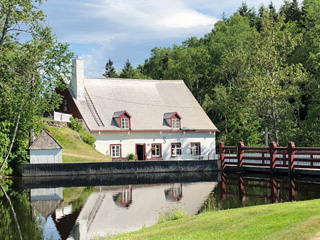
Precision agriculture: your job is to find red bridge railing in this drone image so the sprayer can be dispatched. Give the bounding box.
[220,142,320,174]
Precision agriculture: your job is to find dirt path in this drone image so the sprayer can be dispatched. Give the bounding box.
[311,233,320,240]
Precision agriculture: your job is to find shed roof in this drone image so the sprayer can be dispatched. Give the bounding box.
[29,130,63,150]
[72,78,218,132]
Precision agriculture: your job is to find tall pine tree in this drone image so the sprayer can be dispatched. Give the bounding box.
[120,59,136,78]
[102,58,118,78]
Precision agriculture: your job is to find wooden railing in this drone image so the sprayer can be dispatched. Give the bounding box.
[220,142,320,174]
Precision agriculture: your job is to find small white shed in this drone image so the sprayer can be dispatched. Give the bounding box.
[29,130,63,164]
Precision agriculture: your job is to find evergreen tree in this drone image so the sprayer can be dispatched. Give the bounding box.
[120,59,136,78]
[102,58,118,78]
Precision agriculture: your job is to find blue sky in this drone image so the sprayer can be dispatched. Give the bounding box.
[41,0,299,77]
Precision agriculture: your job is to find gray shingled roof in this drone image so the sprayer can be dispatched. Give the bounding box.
[29,130,63,150]
[163,112,176,119]
[72,78,218,132]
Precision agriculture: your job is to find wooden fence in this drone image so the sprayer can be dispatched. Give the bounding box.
[53,111,72,122]
[220,142,320,174]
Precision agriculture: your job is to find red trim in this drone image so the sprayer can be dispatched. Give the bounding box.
[170,112,182,120]
[110,144,122,158]
[191,142,201,155]
[119,110,132,118]
[90,129,219,133]
[116,111,131,130]
[120,187,132,208]
[171,142,181,157]
[135,143,146,161]
[120,117,131,130]
[151,143,162,158]
[169,112,182,129]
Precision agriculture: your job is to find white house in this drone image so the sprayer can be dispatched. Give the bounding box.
[29,130,63,163]
[59,58,218,161]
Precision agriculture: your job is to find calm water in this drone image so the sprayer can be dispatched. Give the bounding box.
[2,172,320,240]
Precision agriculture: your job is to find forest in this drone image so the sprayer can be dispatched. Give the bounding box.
[109,0,320,147]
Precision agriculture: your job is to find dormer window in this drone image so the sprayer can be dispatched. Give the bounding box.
[172,119,180,128]
[121,118,129,129]
[113,110,132,130]
[164,112,182,129]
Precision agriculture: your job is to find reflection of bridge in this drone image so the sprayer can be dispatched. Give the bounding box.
[221,173,320,204]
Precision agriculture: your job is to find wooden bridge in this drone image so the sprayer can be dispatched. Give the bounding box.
[220,142,320,175]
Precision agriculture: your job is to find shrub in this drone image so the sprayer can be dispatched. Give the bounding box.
[80,131,96,147]
[126,153,136,161]
[69,117,96,147]
[158,207,188,223]
[69,117,84,132]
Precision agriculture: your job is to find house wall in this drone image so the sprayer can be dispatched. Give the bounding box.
[92,131,216,160]
[30,149,62,164]
[56,88,83,119]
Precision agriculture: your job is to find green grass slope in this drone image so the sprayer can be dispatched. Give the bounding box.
[113,199,320,240]
[46,126,111,163]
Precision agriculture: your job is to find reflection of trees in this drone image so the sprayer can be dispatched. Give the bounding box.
[204,174,320,213]
[0,181,44,240]
[0,184,22,240]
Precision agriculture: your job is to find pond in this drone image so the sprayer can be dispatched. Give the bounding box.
[2,172,320,240]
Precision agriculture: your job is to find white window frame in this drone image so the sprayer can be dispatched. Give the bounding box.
[122,189,131,203]
[121,118,129,129]
[111,145,121,158]
[172,143,181,157]
[172,119,180,128]
[191,143,201,155]
[152,144,161,157]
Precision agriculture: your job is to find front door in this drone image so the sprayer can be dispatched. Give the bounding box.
[136,144,145,160]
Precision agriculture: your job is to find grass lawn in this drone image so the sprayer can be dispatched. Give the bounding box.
[46,126,111,163]
[113,199,320,240]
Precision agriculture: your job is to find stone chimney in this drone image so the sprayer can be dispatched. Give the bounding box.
[71,58,85,100]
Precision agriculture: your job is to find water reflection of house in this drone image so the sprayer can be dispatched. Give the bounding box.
[112,186,132,208]
[31,188,63,219]
[165,183,183,202]
[68,182,217,240]
[30,188,64,239]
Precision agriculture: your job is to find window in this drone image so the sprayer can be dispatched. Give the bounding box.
[121,118,129,129]
[171,143,181,157]
[172,119,180,128]
[63,100,68,112]
[122,189,131,203]
[111,144,121,158]
[151,144,161,157]
[191,142,201,155]
[113,111,131,129]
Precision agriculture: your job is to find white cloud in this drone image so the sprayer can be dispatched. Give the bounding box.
[83,0,218,31]
[43,0,304,77]
[62,32,126,44]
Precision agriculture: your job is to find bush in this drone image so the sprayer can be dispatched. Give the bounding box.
[69,117,84,132]
[80,131,96,147]
[127,153,136,161]
[69,117,96,147]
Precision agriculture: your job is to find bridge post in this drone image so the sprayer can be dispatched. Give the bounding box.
[237,142,244,171]
[220,142,226,170]
[269,142,277,174]
[288,142,295,175]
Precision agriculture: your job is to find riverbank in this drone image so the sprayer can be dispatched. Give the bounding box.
[113,198,320,240]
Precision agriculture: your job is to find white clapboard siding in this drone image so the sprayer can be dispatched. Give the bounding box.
[30,149,62,164]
